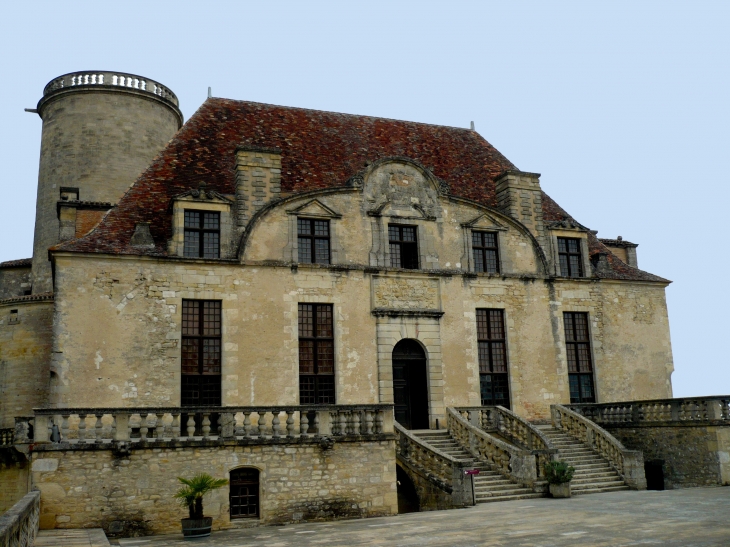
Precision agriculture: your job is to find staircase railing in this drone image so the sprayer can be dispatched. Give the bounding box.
[551,404,646,489]
[446,408,540,488]
[394,422,474,506]
[454,406,557,482]
[567,396,730,425]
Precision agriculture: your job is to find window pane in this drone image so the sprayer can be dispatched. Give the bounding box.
[388,226,399,241]
[573,314,589,341]
[559,255,569,277]
[299,341,315,374]
[317,376,335,404]
[480,374,493,405]
[476,310,489,340]
[389,243,402,268]
[483,233,497,248]
[577,343,592,372]
[473,249,485,272]
[569,375,581,403]
[566,345,578,373]
[297,219,311,235]
[203,301,221,335]
[182,301,200,335]
[402,242,419,269]
[184,231,199,257]
[298,238,312,263]
[567,239,579,253]
[316,305,333,338]
[569,256,581,277]
[485,250,498,273]
[202,339,221,374]
[203,212,219,230]
[298,304,313,337]
[315,238,330,264]
[314,220,329,236]
[299,376,316,404]
[580,375,595,402]
[492,373,510,407]
[317,341,334,374]
[488,310,504,339]
[402,226,416,242]
[184,211,200,229]
[491,342,506,372]
[472,232,482,248]
[181,339,199,374]
[564,314,575,341]
[558,238,567,253]
[478,342,490,373]
[203,232,219,258]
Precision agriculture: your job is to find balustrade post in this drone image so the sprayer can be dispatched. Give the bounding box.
[286,411,296,439]
[338,411,347,436]
[114,413,130,441]
[300,411,310,436]
[155,413,165,440]
[272,413,281,439]
[242,412,252,437]
[33,415,50,443]
[220,412,235,438]
[258,412,267,438]
[78,413,88,441]
[61,414,70,441]
[707,399,724,420]
[316,409,332,436]
[670,401,680,421]
[364,410,373,435]
[468,409,480,428]
[380,407,393,434]
[186,414,196,438]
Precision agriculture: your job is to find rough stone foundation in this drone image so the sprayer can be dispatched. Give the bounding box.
[30,439,397,537]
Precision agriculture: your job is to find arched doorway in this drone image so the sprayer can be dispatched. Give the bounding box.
[392,339,429,429]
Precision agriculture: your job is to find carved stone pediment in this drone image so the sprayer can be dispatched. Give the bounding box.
[461,212,509,231]
[362,158,443,221]
[286,199,342,219]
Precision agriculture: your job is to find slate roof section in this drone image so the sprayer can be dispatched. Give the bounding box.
[0,258,32,269]
[52,98,666,282]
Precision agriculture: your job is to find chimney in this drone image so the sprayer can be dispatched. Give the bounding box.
[235,146,282,228]
[495,170,545,246]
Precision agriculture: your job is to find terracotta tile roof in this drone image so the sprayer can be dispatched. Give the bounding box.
[52,98,666,282]
[0,292,53,305]
[0,258,32,269]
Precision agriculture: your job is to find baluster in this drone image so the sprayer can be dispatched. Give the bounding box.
[363,410,373,435]
[374,410,383,434]
[140,414,149,441]
[286,411,295,439]
[94,413,103,442]
[233,413,244,437]
[300,412,309,436]
[313,412,320,436]
[187,414,196,438]
[77,413,87,442]
[112,75,118,86]
[339,411,347,436]
[258,412,267,438]
[140,80,146,90]
[171,413,181,440]
[201,413,211,438]
[98,74,104,85]
[61,414,70,441]
[272,413,281,439]
[351,411,361,435]
[242,412,252,438]
[155,413,165,440]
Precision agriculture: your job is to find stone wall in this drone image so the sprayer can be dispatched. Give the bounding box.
[0,267,31,300]
[30,439,397,536]
[0,462,29,513]
[0,300,53,428]
[605,425,730,489]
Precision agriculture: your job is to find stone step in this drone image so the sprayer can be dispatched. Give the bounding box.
[476,492,545,503]
[573,471,621,480]
[572,485,630,495]
[474,483,533,493]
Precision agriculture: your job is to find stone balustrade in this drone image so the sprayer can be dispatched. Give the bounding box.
[15,405,393,446]
[0,490,39,547]
[455,406,557,481]
[568,397,730,426]
[446,408,540,487]
[394,422,474,506]
[551,404,646,489]
[42,70,179,106]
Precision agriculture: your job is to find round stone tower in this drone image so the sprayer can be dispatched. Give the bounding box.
[30,71,183,293]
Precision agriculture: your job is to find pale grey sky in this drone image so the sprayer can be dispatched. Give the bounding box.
[1,1,727,397]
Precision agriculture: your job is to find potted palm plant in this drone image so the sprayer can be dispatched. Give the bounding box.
[544,460,575,498]
[174,472,229,538]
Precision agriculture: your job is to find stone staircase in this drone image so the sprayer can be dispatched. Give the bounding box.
[411,430,544,503]
[535,425,630,495]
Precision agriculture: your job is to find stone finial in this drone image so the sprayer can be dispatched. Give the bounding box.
[130,222,155,248]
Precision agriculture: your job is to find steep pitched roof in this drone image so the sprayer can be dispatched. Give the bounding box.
[52,98,666,282]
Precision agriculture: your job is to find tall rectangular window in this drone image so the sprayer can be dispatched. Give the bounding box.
[472,231,500,273]
[298,303,335,404]
[297,218,330,264]
[477,309,510,408]
[557,237,583,277]
[564,312,595,403]
[181,300,222,406]
[388,224,419,269]
[184,210,220,258]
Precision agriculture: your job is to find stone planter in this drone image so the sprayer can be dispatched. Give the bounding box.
[181,517,213,538]
[549,482,571,498]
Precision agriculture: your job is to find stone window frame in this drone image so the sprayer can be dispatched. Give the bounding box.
[548,229,592,278]
[285,199,343,265]
[183,210,221,259]
[460,214,511,274]
[560,309,600,404]
[370,215,438,270]
[170,195,233,258]
[228,466,261,520]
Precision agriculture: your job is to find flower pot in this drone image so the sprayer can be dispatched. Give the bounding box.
[181,517,213,538]
[549,482,571,498]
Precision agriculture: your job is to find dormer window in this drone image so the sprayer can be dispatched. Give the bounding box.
[297,218,330,264]
[557,237,583,277]
[388,224,419,269]
[472,231,500,273]
[184,210,220,258]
